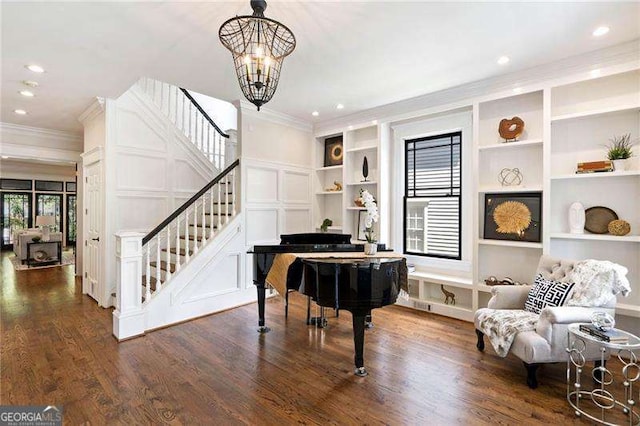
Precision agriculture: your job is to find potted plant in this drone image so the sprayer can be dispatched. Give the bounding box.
[606,133,633,171]
[360,189,379,255]
[320,218,332,233]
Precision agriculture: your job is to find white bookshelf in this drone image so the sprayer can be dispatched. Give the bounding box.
[312,124,389,241]
[549,233,640,242]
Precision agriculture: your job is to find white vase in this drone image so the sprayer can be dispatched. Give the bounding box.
[364,242,377,255]
[612,159,628,172]
[568,202,585,234]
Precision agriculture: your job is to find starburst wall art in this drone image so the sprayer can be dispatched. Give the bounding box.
[483,192,542,242]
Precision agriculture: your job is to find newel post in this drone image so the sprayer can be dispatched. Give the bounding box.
[113,231,146,341]
[225,129,238,167]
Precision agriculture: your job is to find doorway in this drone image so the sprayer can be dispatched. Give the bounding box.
[0,192,32,250]
[66,194,77,247]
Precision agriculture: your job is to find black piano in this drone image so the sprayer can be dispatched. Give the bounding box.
[250,233,405,376]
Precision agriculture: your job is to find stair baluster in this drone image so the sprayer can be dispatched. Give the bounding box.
[209,186,215,238]
[155,239,161,291]
[184,207,190,263]
[193,201,199,254]
[201,197,207,243]
[225,174,230,223]
[217,182,222,230]
[165,227,172,281]
[145,245,151,301]
[175,219,181,272]
[231,169,237,217]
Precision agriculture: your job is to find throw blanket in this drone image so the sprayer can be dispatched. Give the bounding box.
[476,309,539,357]
[567,259,631,307]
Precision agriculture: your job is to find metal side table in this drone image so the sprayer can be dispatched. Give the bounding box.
[567,323,640,426]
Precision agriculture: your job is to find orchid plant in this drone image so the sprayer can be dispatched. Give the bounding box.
[360,189,379,243]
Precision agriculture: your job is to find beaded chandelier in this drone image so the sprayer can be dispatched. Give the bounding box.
[219,0,296,111]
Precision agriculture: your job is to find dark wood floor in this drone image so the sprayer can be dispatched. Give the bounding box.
[1,252,604,425]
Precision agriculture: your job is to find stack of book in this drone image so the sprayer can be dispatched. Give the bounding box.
[575,160,614,174]
[579,324,629,343]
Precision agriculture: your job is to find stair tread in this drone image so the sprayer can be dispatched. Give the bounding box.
[161,247,194,256]
[149,261,177,273]
[179,234,205,241]
[203,212,233,216]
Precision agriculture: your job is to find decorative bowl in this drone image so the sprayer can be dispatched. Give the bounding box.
[591,311,615,331]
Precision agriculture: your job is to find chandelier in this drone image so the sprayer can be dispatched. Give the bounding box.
[219,0,296,111]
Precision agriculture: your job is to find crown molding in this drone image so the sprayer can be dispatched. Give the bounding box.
[78,97,106,124]
[314,39,640,134]
[237,99,312,133]
[0,122,82,143]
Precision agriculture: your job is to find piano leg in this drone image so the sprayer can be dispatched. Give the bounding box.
[352,312,368,377]
[255,282,270,333]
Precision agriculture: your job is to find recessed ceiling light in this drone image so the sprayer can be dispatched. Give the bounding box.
[336,104,344,110]
[14,109,27,115]
[592,26,610,37]
[311,111,319,117]
[513,87,523,94]
[590,69,601,78]
[348,125,353,130]
[19,90,35,97]
[25,64,45,73]
[1,156,9,159]
[497,56,510,65]
[371,120,378,125]
[22,80,39,88]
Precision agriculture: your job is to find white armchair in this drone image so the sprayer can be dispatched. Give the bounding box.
[474,255,623,389]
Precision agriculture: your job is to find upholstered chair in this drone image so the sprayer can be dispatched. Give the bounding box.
[474,255,621,389]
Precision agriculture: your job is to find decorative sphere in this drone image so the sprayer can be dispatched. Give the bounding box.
[591,311,615,331]
[608,219,631,236]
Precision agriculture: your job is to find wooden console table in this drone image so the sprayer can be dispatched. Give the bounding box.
[26,241,62,267]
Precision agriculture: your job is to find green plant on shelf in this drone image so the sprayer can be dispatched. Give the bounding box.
[605,133,633,160]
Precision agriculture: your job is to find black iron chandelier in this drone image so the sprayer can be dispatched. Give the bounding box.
[219,0,296,111]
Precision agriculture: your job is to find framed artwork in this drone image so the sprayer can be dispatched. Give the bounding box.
[483,192,542,242]
[324,136,343,167]
[356,210,367,241]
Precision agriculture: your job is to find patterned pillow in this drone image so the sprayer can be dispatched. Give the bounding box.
[524,274,575,314]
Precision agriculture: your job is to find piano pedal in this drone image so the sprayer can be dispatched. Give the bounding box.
[365,314,373,329]
[354,367,368,377]
[308,317,328,328]
[257,326,271,333]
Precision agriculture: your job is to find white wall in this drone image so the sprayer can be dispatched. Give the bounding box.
[237,101,313,168]
[190,91,237,133]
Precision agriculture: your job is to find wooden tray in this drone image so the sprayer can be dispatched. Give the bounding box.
[585,206,618,234]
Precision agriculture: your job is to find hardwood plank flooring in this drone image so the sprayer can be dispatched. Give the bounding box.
[0,252,612,424]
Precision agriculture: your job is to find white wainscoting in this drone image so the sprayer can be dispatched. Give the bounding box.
[242,158,312,287]
[246,166,279,203]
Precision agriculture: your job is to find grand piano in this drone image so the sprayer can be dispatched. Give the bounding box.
[251,233,406,376]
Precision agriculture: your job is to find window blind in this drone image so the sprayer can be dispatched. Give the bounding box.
[405,132,461,259]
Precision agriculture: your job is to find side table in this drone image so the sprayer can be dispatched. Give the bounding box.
[26,241,62,267]
[567,323,640,426]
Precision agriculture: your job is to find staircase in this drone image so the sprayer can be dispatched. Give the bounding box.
[136,77,231,170]
[113,78,245,340]
[140,159,239,302]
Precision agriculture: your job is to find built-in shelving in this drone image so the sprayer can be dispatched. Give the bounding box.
[315,165,343,172]
[477,138,543,151]
[315,191,343,195]
[550,171,640,180]
[550,103,640,122]
[346,181,377,186]
[346,207,366,211]
[346,144,377,153]
[550,233,640,242]
[477,186,543,193]
[478,239,543,249]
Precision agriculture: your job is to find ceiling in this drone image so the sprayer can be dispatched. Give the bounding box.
[2,1,639,134]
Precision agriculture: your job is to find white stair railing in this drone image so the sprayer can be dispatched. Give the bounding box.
[136,77,230,170]
[113,160,240,340]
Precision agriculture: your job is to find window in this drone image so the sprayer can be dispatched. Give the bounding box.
[404,131,461,259]
[35,180,64,192]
